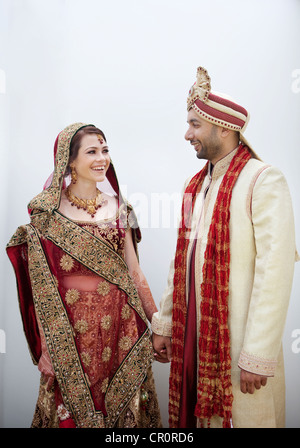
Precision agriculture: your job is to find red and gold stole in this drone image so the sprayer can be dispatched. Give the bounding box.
[169,145,251,428]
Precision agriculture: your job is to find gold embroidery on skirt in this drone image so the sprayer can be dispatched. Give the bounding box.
[74,319,89,334]
[121,304,132,320]
[119,336,132,351]
[101,377,109,393]
[101,314,112,330]
[97,280,111,296]
[59,254,74,272]
[65,288,80,305]
[81,351,91,367]
[31,375,59,428]
[115,368,162,428]
[102,346,112,362]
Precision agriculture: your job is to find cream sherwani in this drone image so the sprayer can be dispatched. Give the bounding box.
[152,149,297,428]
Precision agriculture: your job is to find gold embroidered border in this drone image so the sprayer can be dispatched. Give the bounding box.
[7,225,28,247]
[26,224,104,427]
[105,331,153,427]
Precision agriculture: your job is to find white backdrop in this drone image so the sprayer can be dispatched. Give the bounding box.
[0,0,299,428]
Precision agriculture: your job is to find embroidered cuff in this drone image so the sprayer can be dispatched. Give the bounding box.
[238,350,277,377]
[151,314,172,337]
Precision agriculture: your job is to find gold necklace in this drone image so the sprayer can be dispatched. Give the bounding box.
[65,187,107,218]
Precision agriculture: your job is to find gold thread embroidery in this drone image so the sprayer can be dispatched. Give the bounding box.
[101,315,112,330]
[97,281,110,296]
[25,225,104,427]
[119,336,132,351]
[65,288,80,305]
[74,320,89,334]
[121,304,132,320]
[7,225,28,247]
[101,378,109,393]
[53,276,59,288]
[102,347,112,362]
[60,254,74,272]
[105,331,153,427]
[81,352,91,367]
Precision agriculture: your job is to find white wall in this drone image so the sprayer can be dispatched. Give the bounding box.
[0,0,299,428]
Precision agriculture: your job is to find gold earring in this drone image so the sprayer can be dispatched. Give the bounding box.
[71,166,77,184]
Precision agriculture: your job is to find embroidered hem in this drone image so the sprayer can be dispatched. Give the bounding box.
[151,315,172,337]
[238,350,277,377]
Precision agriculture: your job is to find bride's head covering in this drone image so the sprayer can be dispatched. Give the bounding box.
[29,123,121,213]
[28,122,140,239]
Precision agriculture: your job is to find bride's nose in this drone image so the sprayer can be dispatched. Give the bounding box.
[96,151,106,161]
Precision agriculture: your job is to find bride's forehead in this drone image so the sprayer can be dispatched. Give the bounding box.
[79,134,107,148]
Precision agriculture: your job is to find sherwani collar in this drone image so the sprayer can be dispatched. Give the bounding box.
[209,146,239,180]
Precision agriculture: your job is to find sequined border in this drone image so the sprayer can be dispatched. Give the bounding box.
[26,224,104,427]
[105,332,153,426]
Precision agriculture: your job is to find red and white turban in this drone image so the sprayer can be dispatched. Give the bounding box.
[187,66,259,158]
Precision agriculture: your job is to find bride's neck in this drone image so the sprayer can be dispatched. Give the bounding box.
[67,181,98,199]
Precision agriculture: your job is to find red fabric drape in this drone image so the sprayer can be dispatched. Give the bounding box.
[7,244,41,364]
[178,241,197,428]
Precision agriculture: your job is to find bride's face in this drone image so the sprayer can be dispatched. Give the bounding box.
[71,134,110,184]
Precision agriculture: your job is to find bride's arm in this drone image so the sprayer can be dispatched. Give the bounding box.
[124,229,157,322]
